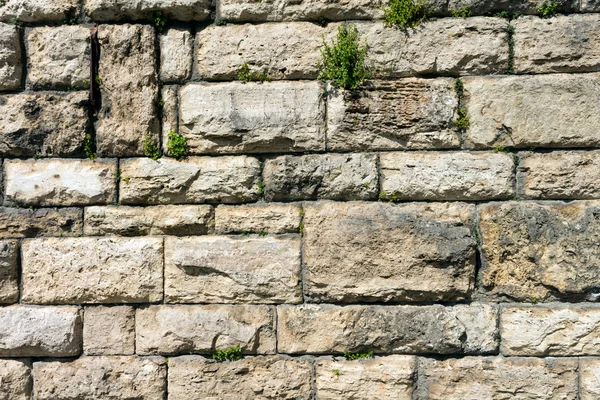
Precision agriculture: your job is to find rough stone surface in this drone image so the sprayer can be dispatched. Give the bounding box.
[582,0,600,10]
[21,237,163,304]
[160,28,193,82]
[0,92,89,157]
[581,358,600,400]
[0,23,21,91]
[164,236,302,303]
[415,357,578,400]
[136,305,276,355]
[179,82,325,154]
[316,355,415,400]
[83,306,135,355]
[327,79,459,151]
[303,202,476,302]
[263,154,378,201]
[161,85,178,145]
[479,201,600,302]
[0,306,81,356]
[215,203,302,234]
[0,240,18,304]
[84,205,213,236]
[464,74,600,149]
[119,156,261,204]
[26,26,90,90]
[0,0,79,22]
[33,356,166,400]
[84,0,211,21]
[168,356,313,400]
[0,359,31,400]
[380,152,514,201]
[0,207,82,238]
[5,159,116,206]
[277,303,498,354]
[96,24,159,156]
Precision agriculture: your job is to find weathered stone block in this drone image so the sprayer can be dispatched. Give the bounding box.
[136,305,276,355]
[215,203,302,234]
[0,305,81,356]
[316,355,415,400]
[0,240,18,304]
[263,154,378,201]
[303,202,476,302]
[84,0,211,21]
[0,359,31,400]
[83,306,135,355]
[327,79,459,151]
[161,85,178,145]
[96,24,159,156]
[21,237,163,304]
[5,159,116,206]
[0,207,82,238]
[277,303,498,354]
[380,152,514,201]
[33,356,166,400]
[164,236,302,303]
[119,156,261,204]
[0,23,21,91]
[447,0,578,15]
[168,356,313,399]
[581,358,600,400]
[464,74,600,149]
[0,0,79,22]
[0,92,89,157]
[582,0,600,11]
[160,28,192,82]
[84,205,213,236]
[178,82,325,154]
[26,26,90,90]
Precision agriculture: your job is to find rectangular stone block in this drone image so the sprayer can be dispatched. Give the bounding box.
[316,355,415,400]
[168,356,313,400]
[0,23,21,91]
[161,86,178,146]
[464,74,600,149]
[0,92,90,157]
[0,207,83,238]
[33,356,166,400]
[160,28,193,83]
[479,201,600,302]
[84,0,211,21]
[0,239,18,304]
[277,303,498,355]
[303,202,476,303]
[215,203,302,234]
[380,152,514,201]
[165,236,302,304]
[582,0,600,11]
[119,156,261,205]
[0,0,79,23]
[327,79,460,151]
[263,154,378,201]
[0,305,81,356]
[581,358,600,400]
[83,306,135,355]
[84,205,213,236]
[21,237,163,304]
[178,82,325,154]
[415,357,578,400]
[0,359,31,400]
[136,305,276,355]
[5,159,117,206]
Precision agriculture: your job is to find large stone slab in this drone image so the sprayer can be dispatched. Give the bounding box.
[0,305,81,356]
[0,207,82,238]
[136,305,276,355]
[160,28,193,83]
[0,240,18,304]
[161,85,178,142]
[303,202,476,302]
[83,306,135,355]
[165,236,302,304]
[0,23,21,91]
[215,203,302,234]
[0,0,79,22]
[0,359,31,400]
[277,303,498,354]
[84,0,211,21]
[21,237,163,304]
[581,358,600,400]
[178,82,325,154]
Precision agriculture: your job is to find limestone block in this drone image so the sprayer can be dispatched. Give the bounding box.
[83,306,135,355]
[0,23,21,91]
[0,240,18,304]
[0,0,79,23]
[0,359,31,400]
[84,0,211,21]
[160,28,193,82]
[0,207,82,238]
[215,203,302,234]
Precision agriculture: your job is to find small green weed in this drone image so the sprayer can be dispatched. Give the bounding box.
[455,108,470,130]
[152,10,167,32]
[383,0,428,29]
[258,181,266,195]
[237,62,271,83]
[259,230,268,237]
[343,351,373,360]
[537,1,558,18]
[213,345,243,362]
[83,133,97,160]
[157,98,165,109]
[143,136,161,160]
[299,222,305,235]
[531,297,539,304]
[491,10,522,19]
[493,145,505,153]
[333,369,340,376]
[215,18,228,26]
[95,76,102,86]
[166,131,187,160]
[317,16,328,27]
[451,6,472,18]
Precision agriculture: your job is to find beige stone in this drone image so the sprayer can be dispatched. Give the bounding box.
[582,0,600,11]
[84,0,211,21]
[0,23,21,91]
[0,240,18,304]
[161,86,178,147]
[84,306,135,355]
[0,359,31,400]
[581,358,600,400]
[0,0,79,22]
[160,28,192,82]
[215,203,302,234]
[0,207,82,238]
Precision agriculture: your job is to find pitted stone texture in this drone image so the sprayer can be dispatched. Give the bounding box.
[0,207,82,238]
[0,240,18,304]
[168,356,313,400]
[5,159,116,206]
[518,151,600,200]
[119,156,261,204]
[0,23,21,91]
[84,205,213,236]
[179,82,325,154]
[303,202,476,303]
[33,356,166,400]
[263,154,378,201]
[581,359,600,400]
[415,357,578,400]
[0,359,30,400]
[447,0,577,14]
[380,152,514,201]
[277,303,498,354]
[0,92,89,157]
[21,237,163,304]
[165,236,302,304]
[96,24,159,156]
[582,0,600,10]
[136,305,276,355]
[215,204,302,234]
[0,0,79,22]
[83,306,135,355]
[26,26,90,90]
[479,201,600,302]
[514,15,600,74]
[161,85,178,144]
[316,356,415,400]
[85,0,211,21]
[0,306,81,356]
[464,74,600,149]
[327,79,459,151]
[160,28,193,82]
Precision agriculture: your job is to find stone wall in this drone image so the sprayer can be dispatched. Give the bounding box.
[1,0,600,398]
